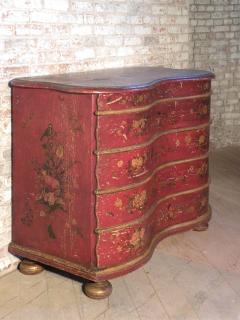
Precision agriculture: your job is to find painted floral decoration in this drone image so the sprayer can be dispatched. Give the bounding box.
[129,154,147,176]
[129,190,147,211]
[34,124,66,213]
[129,227,145,248]
[132,118,148,135]
[21,123,77,239]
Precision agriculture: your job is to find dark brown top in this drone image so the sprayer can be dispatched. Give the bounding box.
[9,66,214,93]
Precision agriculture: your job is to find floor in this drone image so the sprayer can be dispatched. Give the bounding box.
[1,146,240,320]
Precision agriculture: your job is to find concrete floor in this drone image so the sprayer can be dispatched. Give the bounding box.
[1,146,240,320]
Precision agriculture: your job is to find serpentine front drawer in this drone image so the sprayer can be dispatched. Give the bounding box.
[9,66,214,298]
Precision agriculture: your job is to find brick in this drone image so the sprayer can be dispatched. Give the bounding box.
[74,48,95,60]
[225,33,235,39]
[151,5,167,15]
[43,0,69,10]
[230,11,240,18]
[30,11,58,22]
[231,25,240,31]
[117,47,135,56]
[0,25,15,36]
[211,26,230,32]
[114,25,131,35]
[167,6,182,16]
[143,16,159,24]
[195,26,211,33]
[0,9,29,23]
[196,0,211,4]
[216,32,225,39]
[215,6,224,11]
[224,19,234,25]
[104,36,123,47]
[144,36,159,45]
[127,16,143,24]
[194,12,211,19]
[15,24,44,36]
[1,0,42,9]
[95,47,116,57]
[214,19,224,26]
[206,6,215,12]
[174,16,188,25]
[211,12,224,19]
[71,25,92,35]
[95,25,117,35]
[231,52,240,59]
[124,36,142,46]
[134,25,152,35]
[95,3,128,13]
[94,15,126,25]
[70,2,94,13]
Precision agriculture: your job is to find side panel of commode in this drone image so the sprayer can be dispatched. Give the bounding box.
[10,87,98,269]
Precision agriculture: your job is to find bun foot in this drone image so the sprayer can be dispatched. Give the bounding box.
[19,259,44,275]
[193,222,209,232]
[83,280,112,299]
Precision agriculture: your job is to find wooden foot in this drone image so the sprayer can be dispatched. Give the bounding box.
[19,259,44,275]
[83,280,112,299]
[193,222,209,232]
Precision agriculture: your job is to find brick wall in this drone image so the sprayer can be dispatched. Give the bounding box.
[190,0,240,148]
[0,0,191,273]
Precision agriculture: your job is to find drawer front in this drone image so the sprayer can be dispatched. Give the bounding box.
[97,96,210,149]
[97,188,209,268]
[96,126,209,190]
[97,79,211,112]
[96,157,208,228]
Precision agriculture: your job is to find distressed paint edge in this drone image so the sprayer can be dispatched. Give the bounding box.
[91,94,100,268]
[95,93,101,268]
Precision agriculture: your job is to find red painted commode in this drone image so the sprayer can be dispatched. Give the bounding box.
[9,66,214,282]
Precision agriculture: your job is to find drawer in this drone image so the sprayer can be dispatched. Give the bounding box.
[97,188,209,268]
[96,157,208,228]
[96,126,209,190]
[97,96,210,149]
[97,79,211,112]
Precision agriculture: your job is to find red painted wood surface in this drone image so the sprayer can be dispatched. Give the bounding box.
[9,68,213,281]
[97,188,209,268]
[96,127,209,189]
[97,79,211,111]
[12,87,97,267]
[97,96,210,149]
[96,157,208,228]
